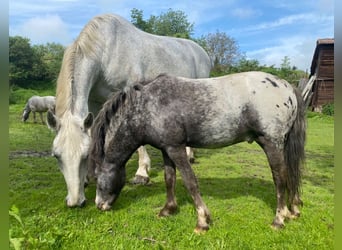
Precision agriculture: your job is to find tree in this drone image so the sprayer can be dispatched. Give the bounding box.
[280,56,291,71]
[130,8,153,33]
[130,8,194,38]
[32,43,64,81]
[9,36,36,86]
[9,36,45,87]
[233,58,261,73]
[9,36,65,87]
[153,9,194,38]
[200,31,243,75]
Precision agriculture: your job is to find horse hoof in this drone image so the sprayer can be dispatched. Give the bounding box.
[158,205,178,217]
[194,225,209,234]
[271,222,284,230]
[131,175,150,185]
[289,211,300,219]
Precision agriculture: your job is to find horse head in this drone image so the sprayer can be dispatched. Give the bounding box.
[21,108,30,122]
[47,110,93,207]
[95,161,126,211]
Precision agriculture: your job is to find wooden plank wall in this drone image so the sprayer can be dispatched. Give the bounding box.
[311,46,334,110]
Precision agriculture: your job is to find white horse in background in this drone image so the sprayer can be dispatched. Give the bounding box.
[22,95,55,123]
[46,14,211,207]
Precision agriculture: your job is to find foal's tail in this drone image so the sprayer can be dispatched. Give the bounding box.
[284,88,306,200]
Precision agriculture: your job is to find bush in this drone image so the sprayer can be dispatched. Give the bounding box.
[9,87,39,105]
[9,82,56,105]
[322,103,334,116]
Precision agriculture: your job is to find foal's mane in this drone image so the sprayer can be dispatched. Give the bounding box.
[88,84,143,173]
[55,15,112,116]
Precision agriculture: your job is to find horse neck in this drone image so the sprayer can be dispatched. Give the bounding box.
[55,45,100,118]
[106,119,142,166]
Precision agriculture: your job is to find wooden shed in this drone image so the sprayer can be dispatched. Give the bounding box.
[308,38,334,111]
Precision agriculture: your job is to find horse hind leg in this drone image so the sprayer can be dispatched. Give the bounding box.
[165,146,211,233]
[257,137,291,229]
[288,191,303,219]
[132,146,151,185]
[158,150,178,217]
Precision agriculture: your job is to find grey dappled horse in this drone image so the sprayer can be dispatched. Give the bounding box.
[46,14,211,207]
[22,95,55,123]
[89,72,306,233]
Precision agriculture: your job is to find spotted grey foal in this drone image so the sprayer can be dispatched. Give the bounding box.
[89,71,306,233]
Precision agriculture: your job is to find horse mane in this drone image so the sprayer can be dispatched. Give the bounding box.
[55,14,112,116]
[88,84,143,175]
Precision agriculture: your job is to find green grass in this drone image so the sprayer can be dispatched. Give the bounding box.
[9,103,334,249]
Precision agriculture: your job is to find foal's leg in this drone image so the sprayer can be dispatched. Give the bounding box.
[289,192,303,219]
[33,111,37,123]
[132,146,151,185]
[165,146,211,233]
[258,138,291,229]
[159,151,178,216]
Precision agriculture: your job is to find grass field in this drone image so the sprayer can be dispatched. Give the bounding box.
[9,103,334,249]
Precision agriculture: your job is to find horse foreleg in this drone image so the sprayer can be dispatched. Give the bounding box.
[33,112,37,123]
[132,146,151,185]
[39,112,44,124]
[166,146,211,233]
[159,151,178,217]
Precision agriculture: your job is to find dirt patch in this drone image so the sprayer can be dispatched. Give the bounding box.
[9,150,52,159]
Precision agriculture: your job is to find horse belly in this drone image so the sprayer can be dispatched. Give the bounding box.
[186,115,248,149]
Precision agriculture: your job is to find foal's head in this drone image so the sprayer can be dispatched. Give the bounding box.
[95,161,126,210]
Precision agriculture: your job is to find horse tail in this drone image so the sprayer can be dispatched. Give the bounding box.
[284,87,306,200]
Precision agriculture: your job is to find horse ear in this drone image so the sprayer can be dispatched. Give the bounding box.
[47,110,58,131]
[84,112,94,130]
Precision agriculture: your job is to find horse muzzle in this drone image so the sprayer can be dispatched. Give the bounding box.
[66,197,86,208]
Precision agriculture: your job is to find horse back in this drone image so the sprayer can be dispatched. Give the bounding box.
[94,14,211,83]
[142,72,299,148]
[28,96,56,112]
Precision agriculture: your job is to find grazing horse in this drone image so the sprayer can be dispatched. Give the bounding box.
[22,95,55,123]
[46,14,211,207]
[89,72,306,233]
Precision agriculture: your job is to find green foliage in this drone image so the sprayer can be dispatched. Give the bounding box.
[9,205,25,250]
[9,36,65,88]
[9,87,39,105]
[32,43,64,82]
[130,8,194,38]
[322,103,334,116]
[131,8,153,33]
[9,36,37,86]
[210,56,307,84]
[9,204,64,249]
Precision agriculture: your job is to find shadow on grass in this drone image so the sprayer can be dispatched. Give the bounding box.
[85,175,276,213]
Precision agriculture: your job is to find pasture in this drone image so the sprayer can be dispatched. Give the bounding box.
[9,101,334,249]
